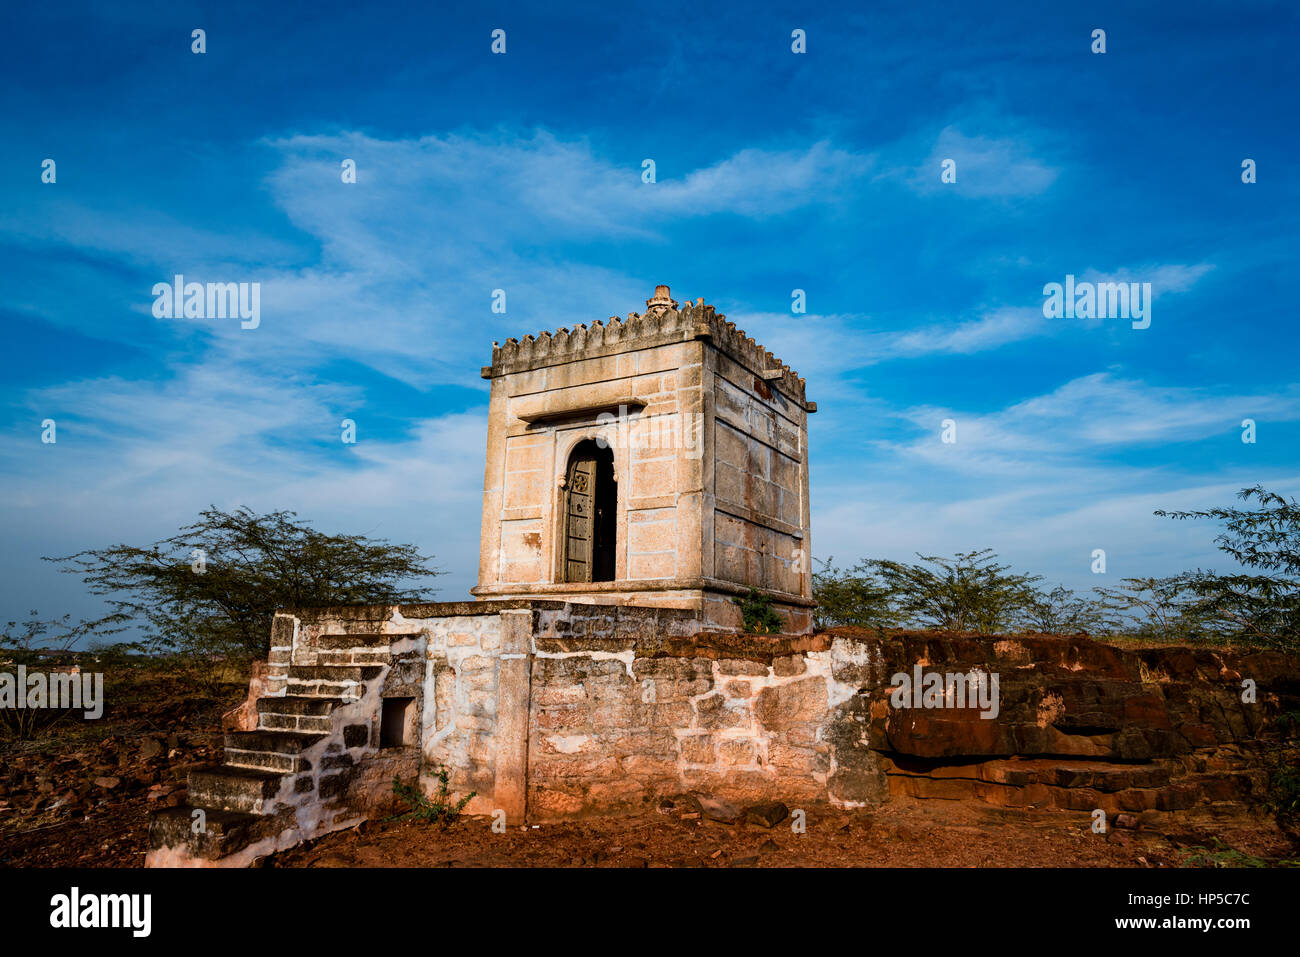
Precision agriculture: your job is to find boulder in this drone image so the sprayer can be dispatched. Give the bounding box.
[743,801,788,828]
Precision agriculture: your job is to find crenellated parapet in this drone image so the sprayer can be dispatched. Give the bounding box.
[484,286,809,408]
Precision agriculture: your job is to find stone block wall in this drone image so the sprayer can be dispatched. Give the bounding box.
[480,338,703,590]
[281,604,1300,824]
[709,350,808,600]
[408,606,507,814]
[471,289,817,634]
[152,599,1299,865]
[525,627,878,818]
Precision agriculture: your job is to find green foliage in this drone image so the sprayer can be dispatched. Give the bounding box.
[45,505,440,663]
[868,550,1042,633]
[1276,710,1300,738]
[811,559,897,631]
[1266,714,1300,822]
[813,551,1088,634]
[1153,486,1300,650]
[731,588,785,634]
[813,555,1109,635]
[1180,839,1274,868]
[858,549,1042,634]
[811,488,1300,650]
[1268,760,1300,819]
[391,767,474,828]
[1092,575,1213,644]
[1019,584,1109,634]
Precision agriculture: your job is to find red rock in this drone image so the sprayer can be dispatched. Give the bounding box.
[744,801,789,828]
[696,795,742,824]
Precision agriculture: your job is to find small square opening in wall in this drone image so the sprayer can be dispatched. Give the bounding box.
[380,697,415,749]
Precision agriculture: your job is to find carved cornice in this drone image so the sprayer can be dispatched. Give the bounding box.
[483,286,808,407]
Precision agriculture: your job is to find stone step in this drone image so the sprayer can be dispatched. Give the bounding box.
[148,805,290,862]
[285,683,358,700]
[257,694,340,732]
[224,731,325,773]
[317,632,397,649]
[256,694,342,716]
[259,711,332,733]
[223,750,308,774]
[317,649,389,667]
[225,730,326,753]
[286,665,381,697]
[287,665,383,681]
[188,765,286,815]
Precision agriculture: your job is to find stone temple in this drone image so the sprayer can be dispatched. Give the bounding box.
[472,285,816,634]
[146,285,835,867]
[146,285,1274,867]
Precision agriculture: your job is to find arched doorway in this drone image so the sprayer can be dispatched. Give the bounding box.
[562,439,617,582]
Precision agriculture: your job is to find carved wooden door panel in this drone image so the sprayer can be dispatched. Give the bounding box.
[565,455,595,582]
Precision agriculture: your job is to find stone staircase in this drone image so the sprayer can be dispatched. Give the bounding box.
[147,626,421,867]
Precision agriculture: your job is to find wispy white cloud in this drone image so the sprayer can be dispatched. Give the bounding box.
[266,130,866,239]
[0,123,1279,629]
[1077,262,1215,296]
[809,374,1300,590]
[730,306,1059,379]
[885,306,1046,356]
[811,472,1300,593]
[2,358,488,597]
[3,130,872,611]
[879,372,1300,479]
[895,125,1060,198]
[725,257,1215,384]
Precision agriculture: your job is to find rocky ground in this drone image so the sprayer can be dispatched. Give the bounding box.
[6,722,1294,867]
[2,653,1296,869]
[0,733,223,867]
[265,796,1297,868]
[0,672,237,867]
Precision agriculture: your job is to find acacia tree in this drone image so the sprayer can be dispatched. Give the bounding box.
[1020,584,1111,634]
[1151,486,1300,649]
[811,558,898,630]
[867,549,1042,633]
[810,488,1300,648]
[813,550,1046,633]
[46,506,440,662]
[812,549,1044,634]
[1091,574,1213,643]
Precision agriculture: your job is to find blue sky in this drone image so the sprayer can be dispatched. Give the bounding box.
[2,0,1298,633]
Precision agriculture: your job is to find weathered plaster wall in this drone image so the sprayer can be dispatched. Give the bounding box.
[519,623,1300,822]
[277,603,1300,825]
[524,619,882,818]
[150,599,1300,867]
[708,351,808,603]
[404,608,505,814]
[161,599,1300,872]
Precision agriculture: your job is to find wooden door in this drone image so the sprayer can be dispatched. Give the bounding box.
[564,455,595,582]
